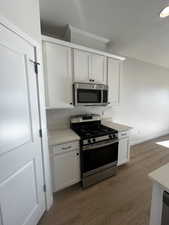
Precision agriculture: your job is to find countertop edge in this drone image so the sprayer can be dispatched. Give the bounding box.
[102,120,132,132]
[149,175,169,193]
[149,163,169,191]
[48,128,80,146]
[48,137,80,146]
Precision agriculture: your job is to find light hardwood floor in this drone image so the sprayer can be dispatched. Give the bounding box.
[39,135,169,225]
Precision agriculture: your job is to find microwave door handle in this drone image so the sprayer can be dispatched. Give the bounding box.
[74,85,77,106]
[101,90,104,104]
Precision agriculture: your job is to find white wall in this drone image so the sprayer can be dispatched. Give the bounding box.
[108,58,169,144]
[46,57,169,145]
[0,0,41,42]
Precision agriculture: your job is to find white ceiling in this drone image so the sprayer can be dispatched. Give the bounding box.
[40,0,169,68]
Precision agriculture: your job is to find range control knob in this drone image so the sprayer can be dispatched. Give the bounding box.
[88,139,91,144]
[93,138,96,143]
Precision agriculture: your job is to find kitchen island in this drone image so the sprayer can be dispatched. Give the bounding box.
[149,163,169,225]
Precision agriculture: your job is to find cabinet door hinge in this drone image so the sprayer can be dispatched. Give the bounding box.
[29,59,40,74]
[39,129,43,138]
[43,184,46,192]
[34,62,40,74]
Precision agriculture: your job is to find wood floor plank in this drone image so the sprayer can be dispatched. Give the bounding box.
[39,135,169,225]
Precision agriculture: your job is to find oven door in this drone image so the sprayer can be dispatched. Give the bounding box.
[82,140,118,175]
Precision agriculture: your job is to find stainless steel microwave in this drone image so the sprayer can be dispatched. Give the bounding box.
[73,82,108,106]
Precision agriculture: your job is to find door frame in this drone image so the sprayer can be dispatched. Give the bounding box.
[0,14,53,211]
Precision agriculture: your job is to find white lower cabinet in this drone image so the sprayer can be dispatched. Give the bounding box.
[50,141,80,192]
[118,131,130,166]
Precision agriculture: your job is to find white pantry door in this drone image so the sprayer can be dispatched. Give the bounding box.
[0,23,45,225]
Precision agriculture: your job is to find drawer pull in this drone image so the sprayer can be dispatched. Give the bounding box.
[62,146,71,150]
[121,133,127,136]
[76,153,79,156]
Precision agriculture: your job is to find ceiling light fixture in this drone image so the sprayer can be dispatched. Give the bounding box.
[160,6,169,18]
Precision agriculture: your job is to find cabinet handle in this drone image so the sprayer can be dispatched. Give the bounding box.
[121,133,127,136]
[89,79,95,82]
[76,153,79,156]
[62,146,71,150]
[70,102,73,105]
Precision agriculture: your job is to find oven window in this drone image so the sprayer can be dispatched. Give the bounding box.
[77,89,101,103]
[82,142,118,173]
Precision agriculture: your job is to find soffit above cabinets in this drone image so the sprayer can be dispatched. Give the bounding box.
[42,35,126,61]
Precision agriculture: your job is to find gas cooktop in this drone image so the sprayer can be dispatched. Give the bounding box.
[70,114,118,141]
[73,124,117,139]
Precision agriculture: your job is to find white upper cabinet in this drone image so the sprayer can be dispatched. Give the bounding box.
[42,36,125,109]
[43,42,73,108]
[108,57,121,105]
[90,53,107,84]
[73,49,107,85]
[73,49,90,83]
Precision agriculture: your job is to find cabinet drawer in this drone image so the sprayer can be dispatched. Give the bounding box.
[53,141,79,154]
[118,131,129,139]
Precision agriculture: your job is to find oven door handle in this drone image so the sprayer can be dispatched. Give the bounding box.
[82,139,119,151]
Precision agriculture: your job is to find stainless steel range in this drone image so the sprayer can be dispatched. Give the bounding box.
[70,114,118,188]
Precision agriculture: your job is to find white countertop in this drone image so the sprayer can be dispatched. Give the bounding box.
[102,119,132,132]
[149,163,169,191]
[48,119,132,146]
[48,129,80,146]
